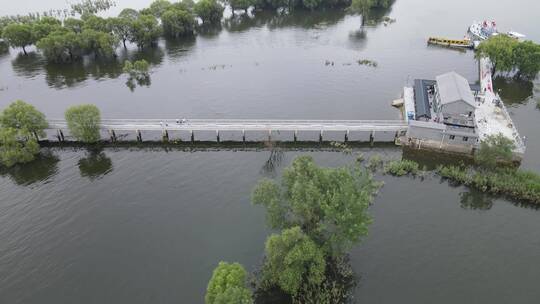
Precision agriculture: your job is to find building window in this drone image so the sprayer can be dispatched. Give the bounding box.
[449,135,455,140]
[463,137,468,142]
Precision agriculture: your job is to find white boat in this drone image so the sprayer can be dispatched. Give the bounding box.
[468,20,498,41]
[507,31,526,39]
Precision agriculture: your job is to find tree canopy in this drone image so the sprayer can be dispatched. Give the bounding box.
[64,104,101,143]
[0,100,48,138]
[205,262,253,304]
[252,155,379,257]
[161,8,195,37]
[0,128,40,167]
[475,133,515,169]
[261,227,326,297]
[476,35,540,80]
[194,0,225,24]
[2,23,34,54]
[129,14,162,48]
[0,100,47,167]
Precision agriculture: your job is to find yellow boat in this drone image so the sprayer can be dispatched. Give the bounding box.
[427,37,473,49]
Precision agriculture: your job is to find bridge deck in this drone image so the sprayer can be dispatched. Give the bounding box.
[47,119,408,132]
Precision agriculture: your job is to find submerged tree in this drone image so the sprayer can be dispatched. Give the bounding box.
[129,14,162,48]
[475,35,518,75]
[108,17,132,48]
[0,128,40,167]
[123,59,151,91]
[261,227,326,297]
[194,0,225,24]
[205,262,253,304]
[161,8,195,37]
[0,100,48,139]
[2,23,34,54]
[65,104,101,143]
[252,155,379,257]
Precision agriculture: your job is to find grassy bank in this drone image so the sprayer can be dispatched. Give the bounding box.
[376,157,540,205]
[436,165,540,204]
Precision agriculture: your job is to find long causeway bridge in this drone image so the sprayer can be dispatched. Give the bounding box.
[47,119,408,142]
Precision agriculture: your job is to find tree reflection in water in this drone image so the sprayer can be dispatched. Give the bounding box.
[78,149,113,180]
[0,150,59,186]
[459,189,494,210]
[493,76,534,105]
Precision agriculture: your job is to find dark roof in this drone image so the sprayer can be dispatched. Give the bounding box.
[469,83,481,92]
[414,79,433,120]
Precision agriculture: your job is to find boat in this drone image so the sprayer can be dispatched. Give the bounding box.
[468,20,498,41]
[427,37,473,49]
[507,31,526,39]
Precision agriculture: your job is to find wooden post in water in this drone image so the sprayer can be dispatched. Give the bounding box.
[57,129,65,142]
[190,130,194,143]
[242,130,246,143]
[109,130,117,142]
[319,130,323,143]
[216,130,220,143]
[162,129,169,142]
[370,130,374,146]
[344,130,349,143]
[294,130,298,142]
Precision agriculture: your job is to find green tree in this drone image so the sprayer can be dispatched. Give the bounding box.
[64,18,85,33]
[194,0,224,24]
[475,35,519,75]
[65,104,101,143]
[0,100,48,139]
[2,23,34,54]
[475,133,515,169]
[36,30,85,62]
[161,8,195,37]
[205,262,253,304]
[108,17,132,48]
[79,29,118,57]
[0,128,40,167]
[261,227,326,297]
[129,14,162,48]
[252,155,379,257]
[118,8,140,20]
[82,14,110,32]
[148,0,173,18]
[31,17,62,41]
[513,40,540,80]
[349,0,374,26]
[70,0,116,16]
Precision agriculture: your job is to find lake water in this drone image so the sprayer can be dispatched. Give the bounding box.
[1,0,540,303]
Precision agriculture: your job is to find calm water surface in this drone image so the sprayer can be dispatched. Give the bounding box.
[1,0,540,303]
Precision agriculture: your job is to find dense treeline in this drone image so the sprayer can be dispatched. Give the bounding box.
[476,35,540,80]
[0,0,393,62]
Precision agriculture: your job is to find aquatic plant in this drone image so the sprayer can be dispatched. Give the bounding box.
[384,159,419,176]
[366,154,383,172]
[357,59,378,67]
[437,165,540,204]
